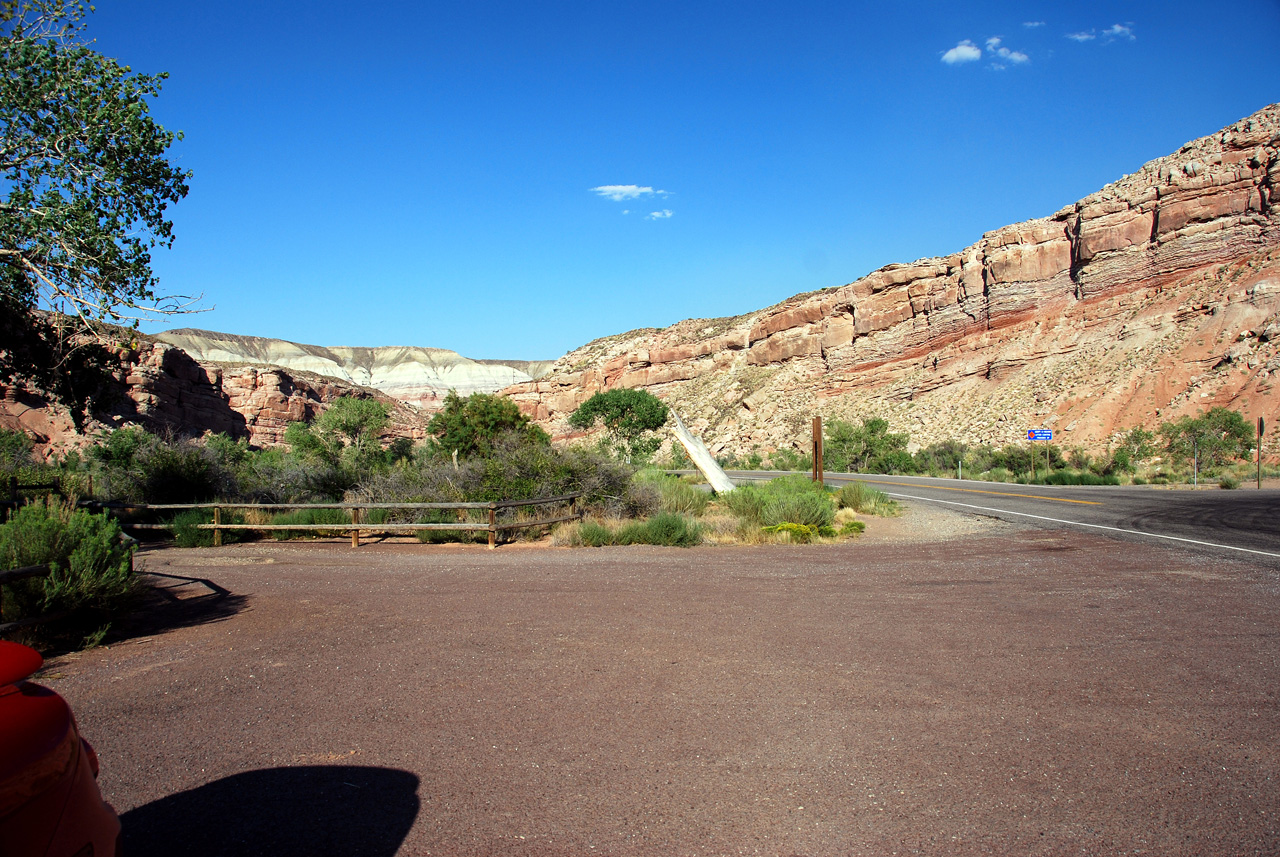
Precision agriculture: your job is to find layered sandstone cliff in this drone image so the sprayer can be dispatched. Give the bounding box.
[0,339,432,458]
[504,105,1280,457]
[156,330,553,411]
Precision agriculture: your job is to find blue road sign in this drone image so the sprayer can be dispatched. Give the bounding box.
[1028,429,1053,441]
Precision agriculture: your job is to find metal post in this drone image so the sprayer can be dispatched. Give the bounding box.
[488,503,497,549]
[351,507,360,548]
[1030,437,1036,481]
[812,416,823,486]
[1193,438,1198,487]
[213,506,222,547]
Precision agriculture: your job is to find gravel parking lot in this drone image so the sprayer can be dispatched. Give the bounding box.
[43,504,1280,856]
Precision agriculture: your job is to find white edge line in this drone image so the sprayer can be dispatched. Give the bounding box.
[884,492,1280,559]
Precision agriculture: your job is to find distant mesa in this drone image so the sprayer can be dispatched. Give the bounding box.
[155,329,554,411]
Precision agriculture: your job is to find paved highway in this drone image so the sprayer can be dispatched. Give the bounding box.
[725,470,1280,562]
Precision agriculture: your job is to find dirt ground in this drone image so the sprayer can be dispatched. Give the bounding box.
[41,504,1280,856]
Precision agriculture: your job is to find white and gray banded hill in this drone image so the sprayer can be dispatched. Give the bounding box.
[157,329,554,411]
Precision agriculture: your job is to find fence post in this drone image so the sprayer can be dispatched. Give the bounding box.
[488,503,497,549]
[213,506,222,547]
[571,495,580,521]
[351,507,360,548]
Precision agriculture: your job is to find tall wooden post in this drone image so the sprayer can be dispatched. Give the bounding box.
[213,506,222,547]
[812,416,823,486]
[1259,416,1266,489]
[351,507,360,548]
[488,503,497,549]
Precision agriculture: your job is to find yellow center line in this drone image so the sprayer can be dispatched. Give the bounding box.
[840,478,1104,506]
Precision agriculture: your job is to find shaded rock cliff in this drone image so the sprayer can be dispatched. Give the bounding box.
[0,340,431,458]
[504,105,1280,457]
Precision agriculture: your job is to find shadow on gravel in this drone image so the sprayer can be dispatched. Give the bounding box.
[110,572,249,642]
[121,765,420,857]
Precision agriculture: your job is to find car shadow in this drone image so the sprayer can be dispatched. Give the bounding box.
[120,765,420,857]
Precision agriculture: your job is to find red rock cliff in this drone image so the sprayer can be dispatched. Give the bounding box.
[504,105,1280,457]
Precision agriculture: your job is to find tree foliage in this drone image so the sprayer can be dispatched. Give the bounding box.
[427,390,548,459]
[567,389,669,462]
[286,396,390,469]
[823,417,911,473]
[1159,407,1255,467]
[1,0,191,419]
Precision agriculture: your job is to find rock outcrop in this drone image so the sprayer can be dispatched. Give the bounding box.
[156,330,553,411]
[504,104,1280,457]
[0,339,432,458]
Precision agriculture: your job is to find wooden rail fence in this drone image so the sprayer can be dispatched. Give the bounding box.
[94,493,584,549]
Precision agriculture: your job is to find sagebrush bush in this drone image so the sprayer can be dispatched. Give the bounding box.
[635,469,711,516]
[269,507,351,540]
[723,476,835,528]
[835,482,898,516]
[0,498,137,649]
[571,514,703,547]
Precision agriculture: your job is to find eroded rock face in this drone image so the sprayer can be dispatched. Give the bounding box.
[504,104,1280,457]
[0,341,431,458]
[156,331,553,411]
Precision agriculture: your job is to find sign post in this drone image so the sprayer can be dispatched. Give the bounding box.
[1028,429,1052,480]
[1260,416,1266,490]
[812,416,824,487]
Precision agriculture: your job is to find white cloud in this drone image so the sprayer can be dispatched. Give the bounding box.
[1023,21,1045,28]
[621,209,630,215]
[1066,30,1096,41]
[646,209,673,220]
[590,184,668,202]
[941,40,982,64]
[986,36,1002,51]
[1103,23,1135,40]
[983,36,1029,67]
[997,46,1029,63]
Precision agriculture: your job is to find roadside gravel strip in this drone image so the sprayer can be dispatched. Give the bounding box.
[44,504,1280,856]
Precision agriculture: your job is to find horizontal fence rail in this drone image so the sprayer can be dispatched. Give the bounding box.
[82,493,585,549]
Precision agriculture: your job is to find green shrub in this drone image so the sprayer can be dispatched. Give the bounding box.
[763,491,834,528]
[762,522,819,543]
[269,507,350,540]
[1219,474,1240,490]
[169,508,245,548]
[840,520,866,536]
[0,498,137,649]
[578,514,702,547]
[635,470,711,516]
[578,520,613,547]
[835,481,898,516]
[1037,470,1121,486]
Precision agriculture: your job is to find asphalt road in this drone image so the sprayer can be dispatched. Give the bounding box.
[727,470,1280,562]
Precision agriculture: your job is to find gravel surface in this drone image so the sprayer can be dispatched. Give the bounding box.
[41,502,1280,856]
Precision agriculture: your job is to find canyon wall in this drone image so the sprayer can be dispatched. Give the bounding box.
[504,105,1280,457]
[156,330,552,411]
[0,340,432,458]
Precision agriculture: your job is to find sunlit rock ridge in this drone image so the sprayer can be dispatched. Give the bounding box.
[156,330,554,411]
[505,104,1280,457]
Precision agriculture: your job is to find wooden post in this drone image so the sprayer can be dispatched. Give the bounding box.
[213,506,222,547]
[488,503,497,549]
[812,416,823,486]
[1259,416,1266,490]
[351,507,360,548]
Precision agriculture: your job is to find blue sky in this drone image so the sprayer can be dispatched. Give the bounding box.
[87,1,1280,360]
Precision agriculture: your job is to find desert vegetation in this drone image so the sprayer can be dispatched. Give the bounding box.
[704,406,1269,488]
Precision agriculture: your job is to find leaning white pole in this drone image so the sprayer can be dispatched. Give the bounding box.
[670,409,736,494]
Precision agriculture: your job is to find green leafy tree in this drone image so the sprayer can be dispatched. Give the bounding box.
[1,1,192,422]
[1159,407,1255,468]
[567,389,669,463]
[287,397,390,468]
[427,390,548,459]
[824,417,910,473]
